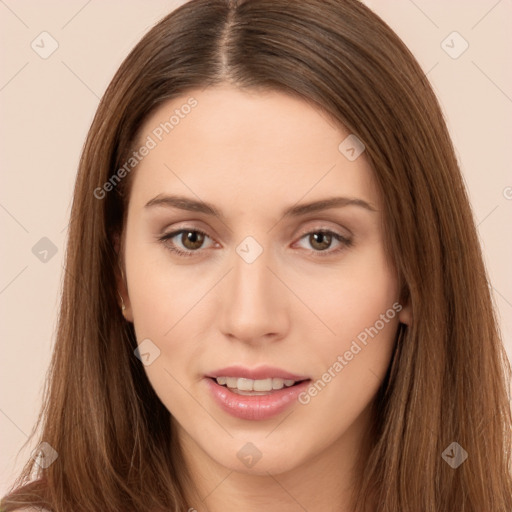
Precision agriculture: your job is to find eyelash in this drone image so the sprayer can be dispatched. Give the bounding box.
[157,227,353,258]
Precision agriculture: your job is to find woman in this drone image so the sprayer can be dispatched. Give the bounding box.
[2,0,511,510]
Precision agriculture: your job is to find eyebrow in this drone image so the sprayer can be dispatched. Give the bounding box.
[144,194,377,218]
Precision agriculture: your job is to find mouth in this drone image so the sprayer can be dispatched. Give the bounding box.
[204,366,311,420]
[211,376,308,395]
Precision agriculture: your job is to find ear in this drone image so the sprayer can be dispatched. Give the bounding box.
[398,292,412,326]
[113,232,134,323]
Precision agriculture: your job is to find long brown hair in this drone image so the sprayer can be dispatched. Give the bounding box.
[2,0,511,510]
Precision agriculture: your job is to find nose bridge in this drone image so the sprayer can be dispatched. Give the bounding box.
[218,236,289,342]
[230,237,273,309]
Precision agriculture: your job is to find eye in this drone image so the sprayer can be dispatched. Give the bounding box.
[157,228,215,257]
[295,229,352,257]
[157,227,353,258]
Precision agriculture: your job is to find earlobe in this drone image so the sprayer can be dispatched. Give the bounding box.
[114,232,134,322]
[398,301,412,326]
[116,273,134,323]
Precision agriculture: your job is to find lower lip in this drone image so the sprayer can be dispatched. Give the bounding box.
[205,378,310,421]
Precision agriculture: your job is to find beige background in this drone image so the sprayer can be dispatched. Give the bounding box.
[1,0,511,496]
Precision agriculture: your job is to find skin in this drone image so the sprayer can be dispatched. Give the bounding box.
[117,85,411,512]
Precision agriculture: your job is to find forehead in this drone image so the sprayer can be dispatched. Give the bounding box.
[128,85,380,216]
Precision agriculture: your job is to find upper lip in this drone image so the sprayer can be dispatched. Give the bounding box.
[206,365,309,381]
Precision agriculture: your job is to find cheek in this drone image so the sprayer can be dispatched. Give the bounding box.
[124,231,200,336]
[312,242,399,343]
[123,235,210,398]
[303,243,400,394]
[124,256,204,417]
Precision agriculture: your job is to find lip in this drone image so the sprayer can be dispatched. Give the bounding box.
[204,371,311,421]
[206,365,309,381]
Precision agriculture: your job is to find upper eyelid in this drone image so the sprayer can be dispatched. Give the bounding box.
[161,219,352,239]
[161,225,348,239]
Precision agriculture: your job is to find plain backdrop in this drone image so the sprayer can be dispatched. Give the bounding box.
[1,0,511,496]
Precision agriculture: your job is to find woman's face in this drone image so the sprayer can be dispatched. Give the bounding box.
[119,85,410,476]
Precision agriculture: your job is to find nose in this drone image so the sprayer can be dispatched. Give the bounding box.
[218,244,290,345]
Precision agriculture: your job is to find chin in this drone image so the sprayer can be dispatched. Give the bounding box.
[207,435,310,476]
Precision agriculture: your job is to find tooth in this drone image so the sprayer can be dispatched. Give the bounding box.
[237,378,253,391]
[219,376,298,391]
[226,377,238,388]
[272,378,284,389]
[253,378,273,391]
[233,389,269,396]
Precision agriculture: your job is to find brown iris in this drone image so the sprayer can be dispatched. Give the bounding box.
[180,231,205,250]
[309,232,332,251]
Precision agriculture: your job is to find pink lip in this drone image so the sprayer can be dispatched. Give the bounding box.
[206,365,308,381]
[204,368,311,421]
[205,378,310,421]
